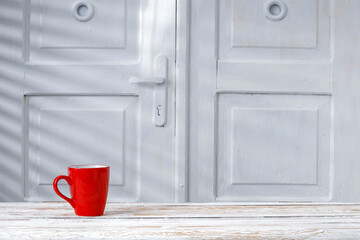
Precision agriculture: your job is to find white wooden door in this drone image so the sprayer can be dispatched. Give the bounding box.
[18,0,176,202]
[2,0,360,203]
[189,0,360,201]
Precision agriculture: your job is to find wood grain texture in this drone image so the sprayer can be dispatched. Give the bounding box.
[1,202,360,239]
[217,62,332,94]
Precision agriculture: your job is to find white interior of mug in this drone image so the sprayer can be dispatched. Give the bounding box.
[69,164,109,169]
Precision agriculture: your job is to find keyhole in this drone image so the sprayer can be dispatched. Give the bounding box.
[157,105,162,116]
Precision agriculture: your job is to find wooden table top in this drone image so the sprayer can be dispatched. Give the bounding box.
[1,202,360,239]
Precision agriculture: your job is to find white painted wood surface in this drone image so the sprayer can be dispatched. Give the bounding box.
[21,0,177,202]
[3,0,360,203]
[1,0,179,202]
[175,0,190,202]
[189,0,360,202]
[1,202,360,239]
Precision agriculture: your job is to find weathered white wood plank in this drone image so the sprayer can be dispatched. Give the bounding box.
[2,202,360,219]
[1,203,360,239]
[1,216,360,239]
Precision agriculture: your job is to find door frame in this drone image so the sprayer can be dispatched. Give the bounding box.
[175,0,190,202]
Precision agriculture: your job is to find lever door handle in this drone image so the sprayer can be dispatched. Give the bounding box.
[128,55,168,127]
[129,77,165,85]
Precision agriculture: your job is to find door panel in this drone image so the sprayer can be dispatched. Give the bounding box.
[23,0,176,202]
[229,0,318,49]
[188,0,358,201]
[219,0,330,58]
[217,94,330,201]
[217,0,331,94]
[26,96,139,201]
[27,0,138,63]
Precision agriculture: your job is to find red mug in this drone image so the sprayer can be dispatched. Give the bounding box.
[53,165,110,216]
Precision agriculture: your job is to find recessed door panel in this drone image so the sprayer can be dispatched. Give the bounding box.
[231,0,318,48]
[27,96,139,201]
[218,0,331,61]
[217,0,331,94]
[216,94,330,201]
[27,0,139,63]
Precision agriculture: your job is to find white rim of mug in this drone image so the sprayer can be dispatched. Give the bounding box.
[69,165,109,169]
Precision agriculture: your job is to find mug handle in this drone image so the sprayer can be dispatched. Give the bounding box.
[53,175,75,208]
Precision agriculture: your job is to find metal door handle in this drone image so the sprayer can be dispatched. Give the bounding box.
[129,55,168,127]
